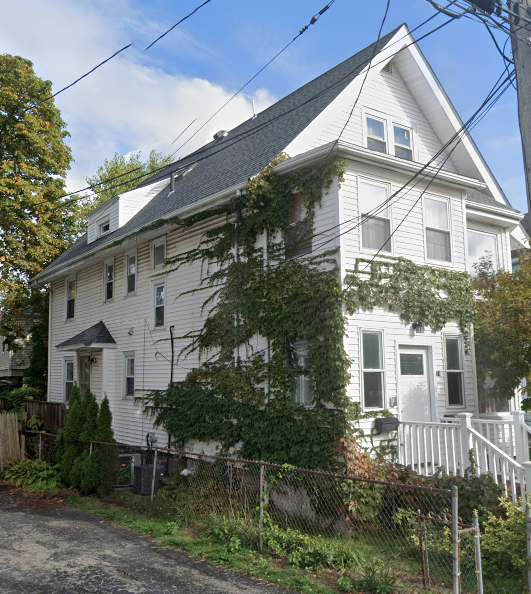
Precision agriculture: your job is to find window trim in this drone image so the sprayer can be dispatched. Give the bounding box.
[124,249,137,296]
[290,340,314,406]
[285,191,313,258]
[151,278,166,330]
[466,223,502,276]
[358,176,393,255]
[65,275,76,321]
[423,194,453,265]
[99,219,111,236]
[365,114,388,154]
[444,334,466,409]
[360,329,386,411]
[124,351,135,398]
[152,236,167,270]
[103,258,114,303]
[363,109,416,161]
[392,123,413,161]
[64,357,74,404]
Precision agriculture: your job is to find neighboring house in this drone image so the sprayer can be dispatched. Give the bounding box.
[0,324,32,389]
[32,24,527,457]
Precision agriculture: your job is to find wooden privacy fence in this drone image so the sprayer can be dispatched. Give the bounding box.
[0,398,65,431]
[0,412,21,471]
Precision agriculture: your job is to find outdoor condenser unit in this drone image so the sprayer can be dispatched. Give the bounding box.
[133,464,164,495]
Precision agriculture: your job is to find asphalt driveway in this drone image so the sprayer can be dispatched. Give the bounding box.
[0,483,290,594]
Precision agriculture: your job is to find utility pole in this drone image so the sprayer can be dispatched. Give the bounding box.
[510,0,531,213]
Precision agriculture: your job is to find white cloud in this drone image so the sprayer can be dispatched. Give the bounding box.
[1,0,276,194]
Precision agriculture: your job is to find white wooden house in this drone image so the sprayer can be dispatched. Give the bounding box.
[32,24,531,497]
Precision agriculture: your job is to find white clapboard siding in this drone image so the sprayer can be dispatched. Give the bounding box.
[309,67,458,174]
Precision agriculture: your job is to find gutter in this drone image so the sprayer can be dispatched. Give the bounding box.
[274,140,487,191]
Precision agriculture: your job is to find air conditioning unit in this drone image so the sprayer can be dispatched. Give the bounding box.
[133,464,164,496]
[118,453,141,486]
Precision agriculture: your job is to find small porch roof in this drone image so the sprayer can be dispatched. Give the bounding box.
[56,321,116,350]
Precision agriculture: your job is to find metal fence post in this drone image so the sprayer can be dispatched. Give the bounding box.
[472,511,483,594]
[453,485,460,594]
[38,433,42,460]
[89,441,93,457]
[527,504,531,594]
[259,463,264,552]
[150,448,158,515]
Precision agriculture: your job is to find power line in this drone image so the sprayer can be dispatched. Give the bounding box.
[171,0,336,158]
[40,14,456,216]
[145,0,214,51]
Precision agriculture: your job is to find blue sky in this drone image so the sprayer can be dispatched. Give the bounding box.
[1,0,526,212]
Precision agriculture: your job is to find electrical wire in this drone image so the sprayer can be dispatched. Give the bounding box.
[145,0,214,51]
[171,0,336,158]
[39,14,456,216]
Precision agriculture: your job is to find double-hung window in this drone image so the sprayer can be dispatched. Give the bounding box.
[64,359,74,403]
[66,277,76,320]
[445,336,464,406]
[467,228,499,276]
[285,192,312,257]
[394,125,413,160]
[124,353,135,397]
[362,331,385,409]
[359,179,391,252]
[153,281,165,328]
[366,116,387,153]
[104,260,114,301]
[152,237,166,269]
[425,197,451,262]
[290,341,313,405]
[126,252,137,294]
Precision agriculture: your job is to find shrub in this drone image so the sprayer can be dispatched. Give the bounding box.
[6,386,41,413]
[481,498,527,586]
[94,396,119,495]
[1,459,62,493]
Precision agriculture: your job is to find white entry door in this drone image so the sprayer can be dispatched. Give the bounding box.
[79,355,91,396]
[398,347,432,423]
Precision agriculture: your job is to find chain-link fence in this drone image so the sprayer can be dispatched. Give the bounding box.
[86,441,483,593]
[25,430,59,465]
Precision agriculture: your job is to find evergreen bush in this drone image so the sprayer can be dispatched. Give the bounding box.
[94,396,119,495]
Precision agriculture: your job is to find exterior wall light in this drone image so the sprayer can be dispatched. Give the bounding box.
[412,321,425,334]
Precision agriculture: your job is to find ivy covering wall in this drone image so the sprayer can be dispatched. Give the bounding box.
[142,155,476,469]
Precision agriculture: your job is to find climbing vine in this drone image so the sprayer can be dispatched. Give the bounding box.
[143,155,351,469]
[142,155,476,469]
[343,256,476,349]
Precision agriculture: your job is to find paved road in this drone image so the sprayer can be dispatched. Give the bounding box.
[0,484,290,594]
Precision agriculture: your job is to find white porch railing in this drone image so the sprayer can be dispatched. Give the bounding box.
[397,413,531,502]
[469,426,526,500]
[397,421,461,476]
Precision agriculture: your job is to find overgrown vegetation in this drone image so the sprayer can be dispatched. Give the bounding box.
[142,155,476,469]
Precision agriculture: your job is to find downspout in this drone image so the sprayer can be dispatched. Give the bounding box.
[47,285,52,402]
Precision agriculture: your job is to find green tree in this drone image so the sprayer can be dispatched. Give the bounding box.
[82,150,172,212]
[0,55,77,324]
[0,54,79,382]
[94,396,119,495]
[473,250,531,401]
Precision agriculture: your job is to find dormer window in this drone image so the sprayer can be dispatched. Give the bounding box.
[99,220,110,236]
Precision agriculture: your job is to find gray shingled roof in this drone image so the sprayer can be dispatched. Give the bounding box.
[56,321,116,349]
[465,189,520,214]
[34,27,401,281]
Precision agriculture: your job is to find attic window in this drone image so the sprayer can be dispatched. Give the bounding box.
[99,220,110,236]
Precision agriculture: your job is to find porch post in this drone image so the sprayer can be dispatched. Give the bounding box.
[512,410,528,464]
[458,413,473,474]
[524,462,531,502]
